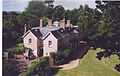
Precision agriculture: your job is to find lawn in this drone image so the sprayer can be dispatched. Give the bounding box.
[55,48,120,76]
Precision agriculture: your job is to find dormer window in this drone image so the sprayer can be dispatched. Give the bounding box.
[48,41,52,47]
[28,39,32,44]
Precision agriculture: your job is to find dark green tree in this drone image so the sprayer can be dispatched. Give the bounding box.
[77,5,101,40]
[95,1,120,57]
[3,12,22,51]
[53,5,65,21]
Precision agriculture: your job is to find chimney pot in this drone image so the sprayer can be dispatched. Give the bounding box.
[48,19,52,27]
[60,19,65,29]
[66,20,71,27]
[24,24,27,34]
[40,19,43,27]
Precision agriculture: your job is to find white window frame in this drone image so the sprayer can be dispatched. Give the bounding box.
[28,39,32,44]
[48,41,52,47]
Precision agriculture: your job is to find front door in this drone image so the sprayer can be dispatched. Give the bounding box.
[37,47,43,57]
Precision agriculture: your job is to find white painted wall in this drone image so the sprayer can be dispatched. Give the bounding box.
[43,32,58,56]
[23,31,38,57]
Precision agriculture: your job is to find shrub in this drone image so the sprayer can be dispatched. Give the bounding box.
[115,64,120,72]
[50,49,71,65]
[26,56,51,76]
[63,49,71,58]
[7,43,29,59]
[7,43,28,54]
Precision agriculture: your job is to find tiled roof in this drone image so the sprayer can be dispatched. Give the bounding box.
[31,29,42,38]
[24,25,79,39]
[31,25,61,38]
[51,30,63,39]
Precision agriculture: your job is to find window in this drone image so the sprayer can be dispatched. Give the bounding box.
[48,41,52,47]
[28,39,32,44]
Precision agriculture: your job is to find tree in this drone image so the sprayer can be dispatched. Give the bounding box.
[65,9,79,25]
[3,11,22,51]
[18,1,53,28]
[26,56,51,76]
[53,5,65,21]
[96,1,120,51]
[93,1,120,58]
[77,5,101,40]
[25,1,47,18]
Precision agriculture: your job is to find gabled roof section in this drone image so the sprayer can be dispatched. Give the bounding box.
[31,29,42,38]
[32,25,61,38]
[22,30,31,38]
[22,29,42,38]
[51,30,63,39]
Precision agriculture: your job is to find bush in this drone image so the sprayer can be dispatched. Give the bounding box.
[7,43,29,59]
[50,49,71,65]
[115,64,120,72]
[26,56,51,76]
[63,49,71,58]
[7,43,28,54]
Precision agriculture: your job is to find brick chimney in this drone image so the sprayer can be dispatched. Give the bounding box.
[60,19,65,29]
[66,20,71,27]
[40,19,43,27]
[24,24,27,34]
[48,19,52,27]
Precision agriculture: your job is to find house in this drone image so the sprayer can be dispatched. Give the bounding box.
[22,19,79,58]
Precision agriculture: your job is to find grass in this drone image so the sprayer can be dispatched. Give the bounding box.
[55,48,120,76]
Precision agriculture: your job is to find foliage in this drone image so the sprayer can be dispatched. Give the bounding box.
[3,11,22,51]
[19,72,27,76]
[77,5,101,40]
[115,64,120,72]
[41,16,49,25]
[65,8,79,25]
[7,43,28,54]
[52,5,65,21]
[50,49,71,65]
[3,52,8,59]
[26,56,51,76]
[94,1,120,57]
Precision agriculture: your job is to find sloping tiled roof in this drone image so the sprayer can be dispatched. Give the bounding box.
[31,25,61,38]
[31,29,42,38]
[23,25,79,40]
[51,30,63,39]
